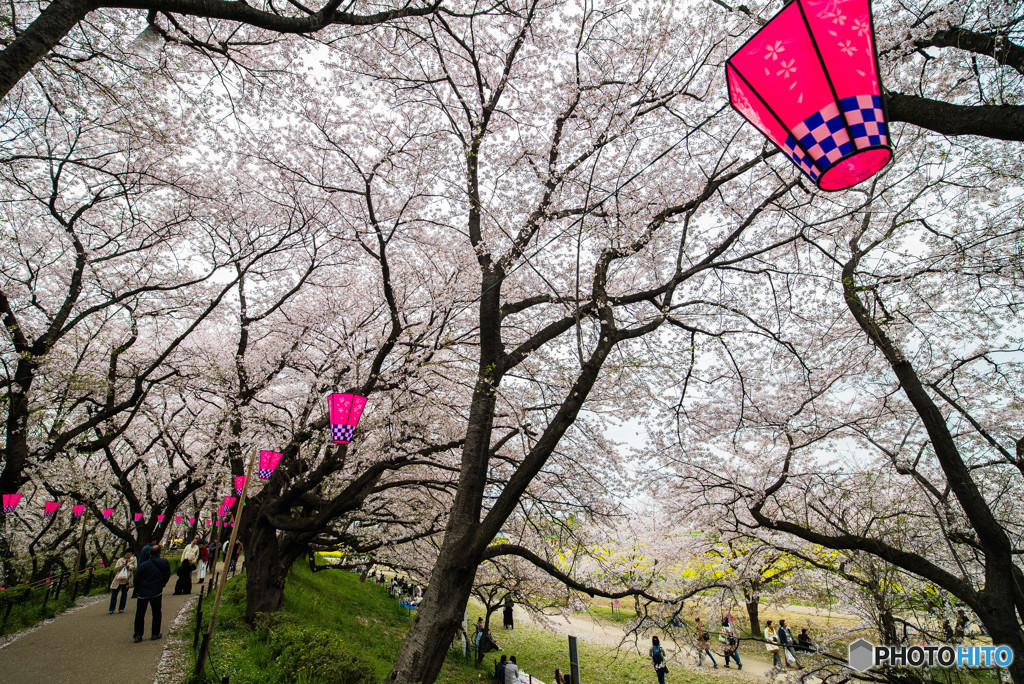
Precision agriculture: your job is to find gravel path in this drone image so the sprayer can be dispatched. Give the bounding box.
[0,584,193,683]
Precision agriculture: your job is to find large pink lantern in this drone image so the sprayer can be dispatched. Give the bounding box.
[223,496,237,510]
[157,515,165,525]
[258,450,282,480]
[72,505,86,517]
[102,508,114,519]
[44,501,60,517]
[2,494,22,513]
[328,393,367,444]
[726,0,891,190]
[234,476,246,496]
[133,512,143,522]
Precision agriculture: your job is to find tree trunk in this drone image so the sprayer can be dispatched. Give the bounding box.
[745,596,760,636]
[385,541,479,682]
[243,517,288,621]
[976,603,1024,684]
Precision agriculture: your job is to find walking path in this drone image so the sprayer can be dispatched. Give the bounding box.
[0,584,194,683]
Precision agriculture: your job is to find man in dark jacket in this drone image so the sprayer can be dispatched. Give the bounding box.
[133,544,171,642]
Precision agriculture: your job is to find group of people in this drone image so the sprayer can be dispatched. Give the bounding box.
[375,572,425,607]
[647,613,816,682]
[106,535,236,643]
[764,619,814,669]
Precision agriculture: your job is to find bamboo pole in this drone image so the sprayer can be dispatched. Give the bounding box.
[69,501,88,599]
[194,451,256,677]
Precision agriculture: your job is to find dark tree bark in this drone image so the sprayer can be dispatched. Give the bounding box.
[885,92,1024,142]
[0,0,440,102]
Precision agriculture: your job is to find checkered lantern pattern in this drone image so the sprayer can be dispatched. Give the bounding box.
[331,424,355,442]
[783,96,888,183]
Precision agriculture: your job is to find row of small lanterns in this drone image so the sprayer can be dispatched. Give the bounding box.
[1,393,367,520]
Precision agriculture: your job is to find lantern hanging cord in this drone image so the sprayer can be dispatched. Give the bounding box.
[473,102,729,307]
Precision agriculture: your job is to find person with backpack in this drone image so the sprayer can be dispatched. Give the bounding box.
[108,549,136,614]
[132,544,171,642]
[720,617,742,669]
[650,635,668,684]
[694,617,718,667]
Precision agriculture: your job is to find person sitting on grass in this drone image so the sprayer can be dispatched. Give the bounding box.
[504,655,522,684]
[796,628,815,653]
[495,655,507,682]
[476,628,500,665]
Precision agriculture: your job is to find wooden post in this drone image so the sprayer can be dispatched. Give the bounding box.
[69,504,88,599]
[194,451,256,678]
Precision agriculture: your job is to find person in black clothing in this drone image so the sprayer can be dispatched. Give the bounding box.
[495,654,508,682]
[173,557,193,595]
[476,628,500,665]
[796,628,814,653]
[133,544,171,642]
[503,599,514,630]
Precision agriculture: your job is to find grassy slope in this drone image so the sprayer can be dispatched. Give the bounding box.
[187,564,742,684]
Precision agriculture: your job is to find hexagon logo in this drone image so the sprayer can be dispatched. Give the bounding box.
[848,638,875,672]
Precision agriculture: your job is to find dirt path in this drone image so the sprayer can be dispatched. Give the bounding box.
[0,582,194,683]
[517,609,779,679]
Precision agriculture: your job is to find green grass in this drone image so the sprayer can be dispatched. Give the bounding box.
[181,565,743,684]
[0,564,123,636]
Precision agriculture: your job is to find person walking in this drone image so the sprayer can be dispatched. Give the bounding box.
[764,620,782,668]
[173,556,193,595]
[132,544,170,642]
[720,617,742,669]
[650,635,669,684]
[695,617,717,667]
[197,540,209,582]
[778,619,804,669]
[108,550,136,614]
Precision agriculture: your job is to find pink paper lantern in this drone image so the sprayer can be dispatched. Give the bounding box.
[258,450,283,479]
[2,493,22,513]
[234,476,246,495]
[157,515,165,525]
[328,393,367,444]
[44,501,60,517]
[223,496,237,510]
[133,512,143,522]
[175,516,182,523]
[189,518,196,525]
[72,505,86,517]
[101,508,114,519]
[205,520,212,525]
[726,0,891,190]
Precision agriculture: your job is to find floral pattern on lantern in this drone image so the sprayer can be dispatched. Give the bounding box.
[258,450,282,480]
[726,0,892,190]
[328,393,367,444]
[2,493,22,513]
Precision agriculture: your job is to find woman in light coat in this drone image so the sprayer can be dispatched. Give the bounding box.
[108,550,136,614]
[764,620,782,668]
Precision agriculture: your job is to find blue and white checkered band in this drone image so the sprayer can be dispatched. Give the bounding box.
[783,95,888,181]
[44,511,54,516]
[3,505,15,513]
[331,424,355,443]
[258,468,273,480]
